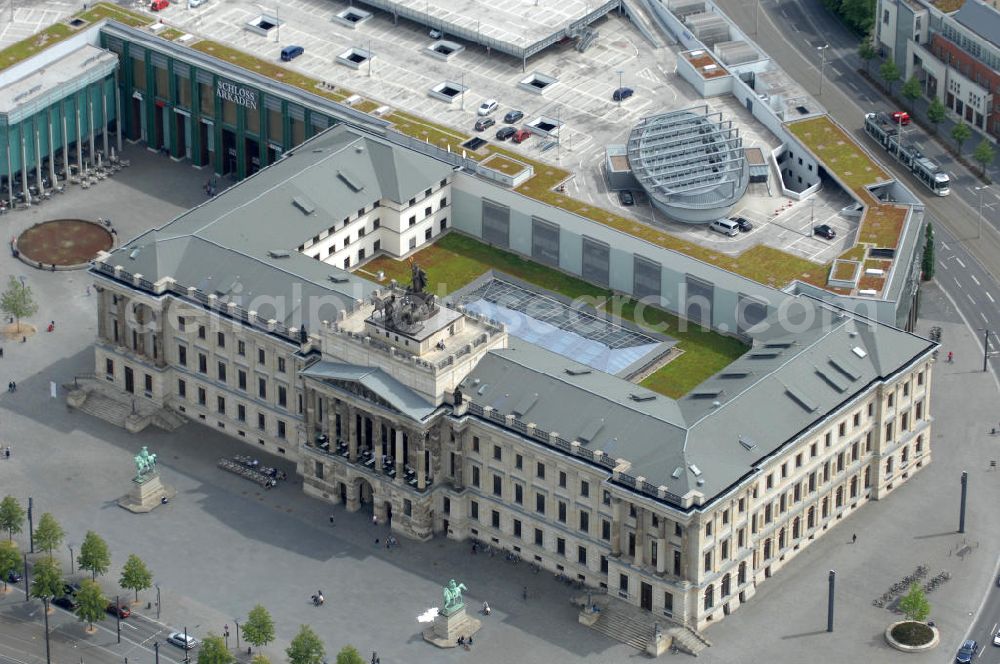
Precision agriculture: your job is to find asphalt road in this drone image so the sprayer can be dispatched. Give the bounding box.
[715,0,1000,284]
[0,588,200,664]
[964,573,1000,662]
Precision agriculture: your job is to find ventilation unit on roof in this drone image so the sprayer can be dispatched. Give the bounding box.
[328,275,349,283]
[128,248,140,260]
[629,392,657,402]
[784,384,818,412]
[739,436,757,451]
[476,383,489,395]
[292,196,315,215]
[690,389,723,399]
[337,170,364,192]
[690,49,705,56]
[749,350,781,359]
[564,367,592,376]
[267,249,290,258]
[764,342,794,348]
[672,467,683,479]
[689,464,702,477]
[720,369,751,379]
[852,346,868,358]
[828,356,861,380]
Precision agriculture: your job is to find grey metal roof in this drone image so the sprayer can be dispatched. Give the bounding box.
[101,124,453,328]
[461,299,935,508]
[954,0,1000,48]
[301,361,438,422]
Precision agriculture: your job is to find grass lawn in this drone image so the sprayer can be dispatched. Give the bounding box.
[831,260,859,281]
[159,27,185,41]
[361,233,749,398]
[191,41,351,103]
[481,153,528,175]
[386,111,480,157]
[788,116,888,192]
[79,2,150,27]
[0,23,72,71]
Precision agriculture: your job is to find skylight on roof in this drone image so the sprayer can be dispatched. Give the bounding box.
[739,436,757,451]
[628,392,657,402]
[292,196,315,215]
[784,384,818,412]
[852,346,868,358]
[828,356,861,380]
[749,350,781,359]
[688,464,702,477]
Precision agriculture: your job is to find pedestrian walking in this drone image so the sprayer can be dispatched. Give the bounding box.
[4,446,10,459]
[0,347,4,357]
[522,586,527,601]
[371,652,377,664]
[329,515,335,525]
[852,533,857,544]
[948,351,954,363]
[372,514,378,526]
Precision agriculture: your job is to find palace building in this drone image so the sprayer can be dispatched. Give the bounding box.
[89,123,936,635]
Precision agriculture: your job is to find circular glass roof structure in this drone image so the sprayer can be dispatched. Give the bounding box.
[627,105,749,223]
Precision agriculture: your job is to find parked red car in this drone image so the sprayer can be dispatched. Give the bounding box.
[107,602,131,618]
[512,128,531,144]
[150,0,169,11]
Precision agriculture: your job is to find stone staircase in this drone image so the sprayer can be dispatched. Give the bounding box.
[577,593,711,657]
[72,388,133,429]
[151,403,187,431]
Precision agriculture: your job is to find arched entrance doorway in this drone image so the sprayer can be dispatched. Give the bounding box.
[353,476,374,510]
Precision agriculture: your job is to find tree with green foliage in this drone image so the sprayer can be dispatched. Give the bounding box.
[33,513,64,560]
[858,38,877,75]
[952,122,972,154]
[0,276,38,333]
[197,634,234,664]
[119,554,153,602]
[921,223,935,281]
[0,496,25,542]
[822,0,876,33]
[973,139,996,177]
[286,625,325,664]
[30,557,62,601]
[880,60,901,95]
[926,96,947,134]
[901,76,922,110]
[335,646,365,664]
[78,531,111,581]
[0,540,20,592]
[74,579,106,632]
[242,604,275,650]
[898,582,931,622]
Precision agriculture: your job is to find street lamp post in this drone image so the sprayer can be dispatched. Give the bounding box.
[155,584,161,620]
[235,619,240,650]
[27,496,33,553]
[68,545,74,574]
[43,597,51,664]
[817,44,830,96]
[22,552,29,601]
[826,570,835,632]
[115,595,121,644]
[959,471,968,533]
[975,185,990,239]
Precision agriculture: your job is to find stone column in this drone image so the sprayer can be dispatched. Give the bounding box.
[88,99,96,167]
[635,507,646,567]
[20,137,30,206]
[303,387,315,439]
[61,114,70,181]
[116,295,127,348]
[76,106,83,175]
[452,432,464,489]
[394,429,405,484]
[134,305,145,354]
[417,437,427,490]
[114,70,123,154]
[34,128,44,198]
[101,89,109,160]
[346,404,356,446]
[375,423,385,472]
[5,143,14,209]
[655,538,667,574]
[611,498,624,557]
[348,408,359,462]
[97,290,109,340]
[47,121,57,188]
[327,397,337,441]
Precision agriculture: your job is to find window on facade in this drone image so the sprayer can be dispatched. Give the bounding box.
[258,378,267,399]
[825,432,832,448]
[579,511,589,533]
[491,510,500,529]
[237,404,246,422]
[887,393,894,408]
[705,521,713,537]
[559,471,567,488]
[217,362,227,382]
[885,423,893,442]
[513,519,522,538]
[534,529,543,546]
[217,396,225,414]
[237,340,246,356]
[177,379,186,398]
[198,354,207,374]
[515,453,522,469]
[257,348,265,365]
[492,474,502,496]
[197,387,206,406]
[738,527,745,548]
[514,483,523,504]
[536,494,545,514]
[536,462,545,479]
[765,474,773,490]
[781,462,788,479]
[258,412,265,431]
[470,501,479,520]
[704,551,712,572]
[278,385,287,409]
[471,466,480,488]
[557,538,566,556]
[472,436,480,453]
[198,325,206,339]
[557,501,567,523]
[177,316,186,332]
[917,371,924,386]
[620,574,629,593]
[178,345,187,366]
[580,480,590,498]
[601,519,611,541]
[238,370,247,391]
[217,331,225,348]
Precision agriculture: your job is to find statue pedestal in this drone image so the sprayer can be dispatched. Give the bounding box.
[117,473,175,513]
[422,605,481,648]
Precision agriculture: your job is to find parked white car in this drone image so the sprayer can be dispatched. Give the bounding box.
[477,99,499,116]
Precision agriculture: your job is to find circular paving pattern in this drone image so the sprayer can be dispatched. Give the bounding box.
[15,219,113,267]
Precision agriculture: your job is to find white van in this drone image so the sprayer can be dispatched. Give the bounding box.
[709,218,739,237]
